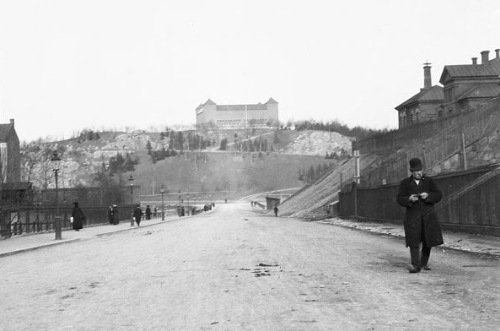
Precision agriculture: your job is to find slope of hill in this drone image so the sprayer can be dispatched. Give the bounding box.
[277,102,500,219]
[21,129,353,199]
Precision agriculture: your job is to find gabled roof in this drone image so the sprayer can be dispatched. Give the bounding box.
[0,123,14,142]
[266,97,278,104]
[489,56,500,75]
[395,85,443,111]
[439,64,498,84]
[455,83,500,101]
[204,99,217,106]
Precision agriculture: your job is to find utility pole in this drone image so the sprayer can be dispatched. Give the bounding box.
[462,133,468,170]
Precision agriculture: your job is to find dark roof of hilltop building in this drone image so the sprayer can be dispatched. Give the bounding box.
[217,103,268,111]
[455,83,500,101]
[439,64,498,84]
[395,85,444,110]
[196,98,278,111]
[489,56,500,75]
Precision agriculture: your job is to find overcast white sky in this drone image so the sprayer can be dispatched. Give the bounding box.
[1,0,499,142]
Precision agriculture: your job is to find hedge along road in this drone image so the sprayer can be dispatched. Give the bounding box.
[1,203,498,330]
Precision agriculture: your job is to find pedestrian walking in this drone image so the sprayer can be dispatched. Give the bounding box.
[133,204,143,226]
[145,205,151,220]
[274,205,279,217]
[107,206,114,224]
[71,202,85,231]
[153,207,157,218]
[396,158,443,273]
[112,204,120,225]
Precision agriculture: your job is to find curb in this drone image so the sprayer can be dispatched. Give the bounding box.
[316,220,500,260]
[0,238,82,258]
[0,218,177,258]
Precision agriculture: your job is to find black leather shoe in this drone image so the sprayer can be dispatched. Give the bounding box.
[421,265,431,271]
[409,266,421,273]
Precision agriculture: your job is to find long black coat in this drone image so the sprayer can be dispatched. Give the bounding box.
[72,206,85,230]
[133,207,143,225]
[396,175,443,248]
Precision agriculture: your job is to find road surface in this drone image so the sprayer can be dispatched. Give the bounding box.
[1,203,498,330]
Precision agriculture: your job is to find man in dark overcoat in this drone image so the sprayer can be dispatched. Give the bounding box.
[112,204,120,225]
[71,202,85,231]
[396,158,443,273]
[133,204,143,226]
[107,206,114,224]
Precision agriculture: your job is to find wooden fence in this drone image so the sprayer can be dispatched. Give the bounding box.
[338,164,500,236]
[359,98,500,187]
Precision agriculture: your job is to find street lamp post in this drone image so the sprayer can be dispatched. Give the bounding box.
[51,151,62,240]
[129,175,134,226]
[160,184,165,221]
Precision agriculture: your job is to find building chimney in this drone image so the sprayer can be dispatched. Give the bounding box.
[423,62,432,90]
[496,49,500,59]
[481,50,490,64]
[472,57,477,65]
[9,119,14,127]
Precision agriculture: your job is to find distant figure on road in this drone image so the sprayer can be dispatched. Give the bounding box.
[112,204,120,225]
[107,206,114,224]
[274,206,279,217]
[133,204,143,226]
[145,205,151,220]
[397,158,443,273]
[71,202,85,231]
[153,207,157,218]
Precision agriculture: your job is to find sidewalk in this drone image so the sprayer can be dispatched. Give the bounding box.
[317,217,500,259]
[0,215,179,258]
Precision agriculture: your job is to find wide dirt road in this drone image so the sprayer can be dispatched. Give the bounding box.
[1,203,499,330]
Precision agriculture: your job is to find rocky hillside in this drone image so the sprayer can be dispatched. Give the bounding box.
[22,129,354,196]
[280,131,351,156]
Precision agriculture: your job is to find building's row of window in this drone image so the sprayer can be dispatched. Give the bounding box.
[215,118,270,126]
[399,109,420,123]
[216,120,245,126]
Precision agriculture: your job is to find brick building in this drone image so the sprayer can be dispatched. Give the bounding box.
[195,98,279,129]
[396,48,500,129]
[395,63,444,128]
[0,119,20,183]
[439,49,500,115]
